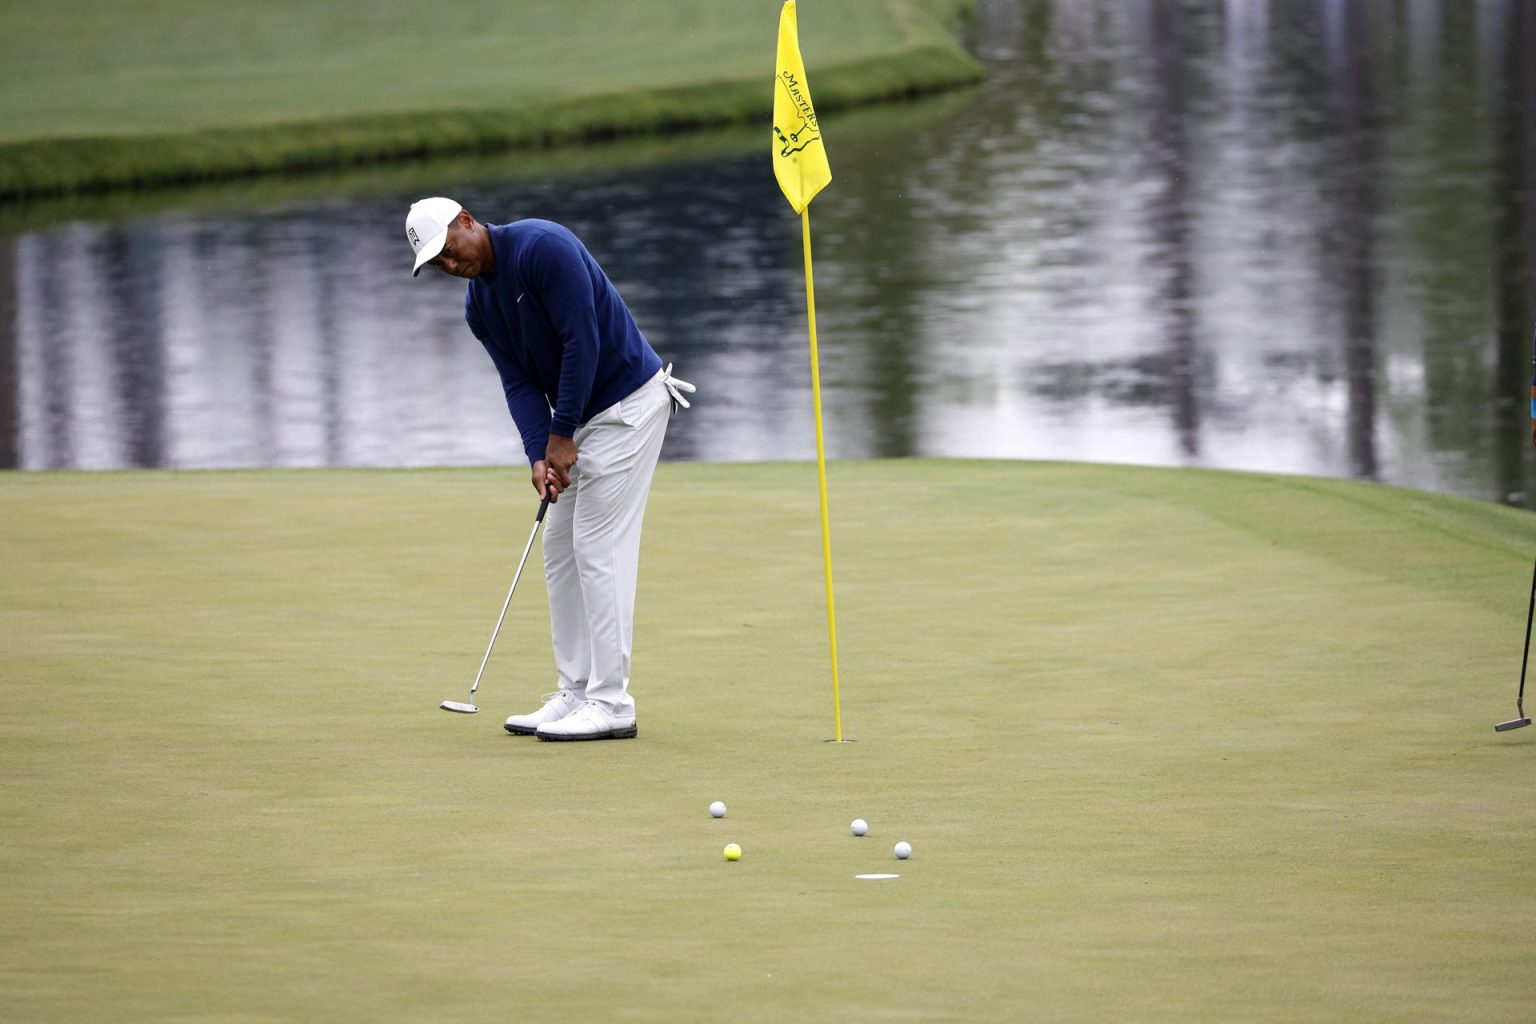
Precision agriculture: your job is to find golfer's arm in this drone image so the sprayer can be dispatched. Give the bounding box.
[475,338,551,465]
[528,236,600,437]
[468,296,553,464]
[503,376,553,466]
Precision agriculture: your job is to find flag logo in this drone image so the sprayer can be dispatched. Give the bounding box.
[774,71,821,159]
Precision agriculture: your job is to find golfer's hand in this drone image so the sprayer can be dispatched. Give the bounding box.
[531,460,561,502]
[545,434,577,492]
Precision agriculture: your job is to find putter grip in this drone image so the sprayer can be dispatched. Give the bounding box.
[536,495,551,522]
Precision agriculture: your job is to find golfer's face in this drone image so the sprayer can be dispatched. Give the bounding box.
[433,220,484,279]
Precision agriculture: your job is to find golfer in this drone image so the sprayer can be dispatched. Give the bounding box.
[406,198,692,741]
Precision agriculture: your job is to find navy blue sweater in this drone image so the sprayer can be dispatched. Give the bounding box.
[464,220,662,464]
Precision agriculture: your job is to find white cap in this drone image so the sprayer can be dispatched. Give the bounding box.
[405,197,463,277]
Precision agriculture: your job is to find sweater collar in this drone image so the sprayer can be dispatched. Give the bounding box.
[477,223,506,284]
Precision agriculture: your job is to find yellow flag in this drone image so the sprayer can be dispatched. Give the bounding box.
[773,0,832,213]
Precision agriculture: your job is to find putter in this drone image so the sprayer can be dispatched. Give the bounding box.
[1495,556,1536,732]
[441,495,551,714]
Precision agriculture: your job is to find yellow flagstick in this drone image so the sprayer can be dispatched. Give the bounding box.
[773,0,842,740]
[800,207,843,742]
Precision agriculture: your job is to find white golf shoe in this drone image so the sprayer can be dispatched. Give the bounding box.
[535,700,637,742]
[504,689,583,735]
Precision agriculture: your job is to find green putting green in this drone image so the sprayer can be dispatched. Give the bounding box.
[2,460,1533,1021]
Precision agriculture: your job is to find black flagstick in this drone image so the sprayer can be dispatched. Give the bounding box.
[1498,325,1536,732]
[1496,557,1535,732]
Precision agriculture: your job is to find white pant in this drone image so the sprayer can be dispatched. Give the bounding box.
[543,369,671,715]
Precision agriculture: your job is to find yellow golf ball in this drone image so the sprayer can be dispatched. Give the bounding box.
[723,843,742,862]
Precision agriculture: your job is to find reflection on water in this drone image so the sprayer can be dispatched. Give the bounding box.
[1,0,1534,506]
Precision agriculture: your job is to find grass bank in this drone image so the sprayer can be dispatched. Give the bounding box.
[2,460,1533,1021]
[0,0,981,199]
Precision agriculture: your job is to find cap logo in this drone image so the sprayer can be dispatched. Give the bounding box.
[407,226,421,247]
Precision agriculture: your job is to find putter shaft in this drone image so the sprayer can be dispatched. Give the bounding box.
[466,496,551,702]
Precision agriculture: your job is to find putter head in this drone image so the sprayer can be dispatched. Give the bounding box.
[1494,716,1532,732]
[440,700,479,714]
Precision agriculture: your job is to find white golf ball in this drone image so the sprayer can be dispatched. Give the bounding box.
[894,841,913,860]
[709,801,727,818]
[850,818,868,836]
